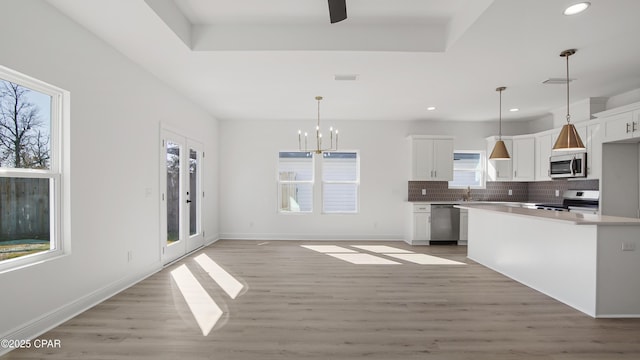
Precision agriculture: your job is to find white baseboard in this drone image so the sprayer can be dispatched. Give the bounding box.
[0,262,161,357]
[205,235,220,246]
[218,233,403,241]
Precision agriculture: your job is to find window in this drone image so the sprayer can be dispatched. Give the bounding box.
[448,151,485,189]
[277,151,360,214]
[0,65,66,271]
[277,152,313,213]
[322,152,359,213]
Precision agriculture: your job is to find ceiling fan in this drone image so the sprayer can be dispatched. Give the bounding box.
[328,0,347,23]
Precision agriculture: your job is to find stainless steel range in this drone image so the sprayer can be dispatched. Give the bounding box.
[536,190,599,214]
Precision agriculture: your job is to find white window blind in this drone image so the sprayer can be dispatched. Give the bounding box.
[322,152,359,213]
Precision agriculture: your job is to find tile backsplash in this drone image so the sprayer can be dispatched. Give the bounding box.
[408,179,599,204]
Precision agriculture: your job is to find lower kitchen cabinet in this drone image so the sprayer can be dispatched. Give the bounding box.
[459,209,468,245]
[405,204,430,245]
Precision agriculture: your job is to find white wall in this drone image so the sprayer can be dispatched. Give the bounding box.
[0,0,218,343]
[219,119,530,240]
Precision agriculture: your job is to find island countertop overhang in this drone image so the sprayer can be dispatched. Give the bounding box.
[455,204,640,226]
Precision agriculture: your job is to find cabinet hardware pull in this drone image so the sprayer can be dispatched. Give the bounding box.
[633,122,638,132]
[627,122,631,133]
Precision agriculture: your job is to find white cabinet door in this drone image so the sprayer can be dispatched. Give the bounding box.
[432,139,454,181]
[414,213,430,241]
[587,121,602,179]
[602,112,635,142]
[535,133,552,181]
[487,137,513,181]
[459,210,468,242]
[513,137,535,181]
[410,137,454,181]
[411,138,433,180]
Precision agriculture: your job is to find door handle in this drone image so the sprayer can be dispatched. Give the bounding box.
[570,156,576,175]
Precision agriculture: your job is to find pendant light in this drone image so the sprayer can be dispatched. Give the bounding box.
[553,49,585,151]
[489,86,511,160]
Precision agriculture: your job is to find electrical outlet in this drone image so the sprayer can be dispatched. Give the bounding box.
[421,189,426,196]
[508,189,512,196]
[622,242,636,251]
[555,190,560,197]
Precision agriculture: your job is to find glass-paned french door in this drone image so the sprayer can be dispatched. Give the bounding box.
[160,128,204,265]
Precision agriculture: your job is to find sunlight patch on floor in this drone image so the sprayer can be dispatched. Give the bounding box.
[325,253,401,265]
[301,244,466,265]
[194,254,244,299]
[170,264,223,336]
[383,253,466,265]
[301,245,357,253]
[351,245,413,254]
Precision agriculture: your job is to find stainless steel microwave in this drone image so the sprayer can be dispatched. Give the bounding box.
[550,152,587,179]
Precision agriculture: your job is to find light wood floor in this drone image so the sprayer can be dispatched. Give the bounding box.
[6,240,640,359]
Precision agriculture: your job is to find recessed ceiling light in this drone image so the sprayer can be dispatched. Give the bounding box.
[427,106,436,111]
[564,2,590,15]
[509,108,519,112]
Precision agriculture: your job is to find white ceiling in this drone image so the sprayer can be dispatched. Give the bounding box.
[47,0,640,123]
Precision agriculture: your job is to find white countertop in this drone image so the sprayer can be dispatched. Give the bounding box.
[455,204,640,226]
[410,200,538,207]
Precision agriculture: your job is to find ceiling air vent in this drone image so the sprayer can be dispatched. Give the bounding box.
[543,77,575,85]
[334,74,359,81]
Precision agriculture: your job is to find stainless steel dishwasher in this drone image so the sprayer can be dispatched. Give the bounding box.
[430,204,460,243]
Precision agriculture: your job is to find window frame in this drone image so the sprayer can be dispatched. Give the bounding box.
[321,151,360,214]
[276,151,314,214]
[448,150,486,189]
[0,65,67,273]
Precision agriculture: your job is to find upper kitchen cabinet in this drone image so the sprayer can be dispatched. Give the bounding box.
[586,120,602,179]
[512,136,535,181]
[535,131,554,181]
[409,135,454,181]
[486,136,512,181]
[595,102,640,143]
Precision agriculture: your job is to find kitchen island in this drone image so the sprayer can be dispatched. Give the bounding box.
[456,204,640,318]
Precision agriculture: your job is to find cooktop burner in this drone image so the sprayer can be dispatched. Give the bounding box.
[536,204,569,211]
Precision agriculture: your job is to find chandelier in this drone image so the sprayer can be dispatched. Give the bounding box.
[298,96,339,154]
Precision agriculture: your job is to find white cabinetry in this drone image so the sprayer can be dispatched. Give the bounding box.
[459,209,468,245]
[410,136,454,181]
[405,203,431,245]
[586,120,602,179]
[601,111,639,142]
[486,136,513,181]
[512,136,535,181]
[535,132,553,181]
